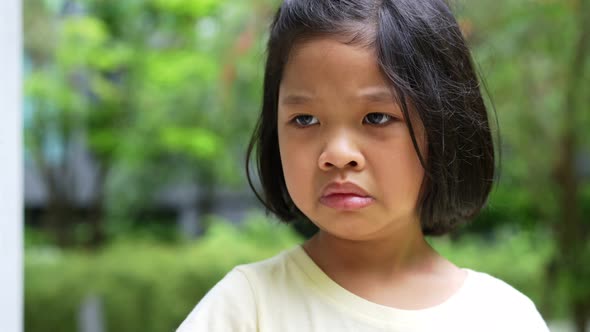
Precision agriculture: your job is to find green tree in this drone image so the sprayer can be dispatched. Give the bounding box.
[23,0,275,246]
[25,1,132,247]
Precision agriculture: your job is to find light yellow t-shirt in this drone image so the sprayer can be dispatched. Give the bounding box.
[177,246,549,332]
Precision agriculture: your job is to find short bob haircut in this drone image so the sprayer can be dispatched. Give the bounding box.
[246,0,496,236]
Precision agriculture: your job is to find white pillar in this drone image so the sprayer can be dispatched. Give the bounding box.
[0,0,23,331]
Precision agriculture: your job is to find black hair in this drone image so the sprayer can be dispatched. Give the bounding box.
[246,0,496,236]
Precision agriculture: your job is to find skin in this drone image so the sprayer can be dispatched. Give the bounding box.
[277,37,466,309]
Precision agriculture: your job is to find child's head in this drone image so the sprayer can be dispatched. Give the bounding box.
[247,0,495,237]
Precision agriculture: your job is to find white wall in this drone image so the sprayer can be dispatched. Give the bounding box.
[0,0,23,331]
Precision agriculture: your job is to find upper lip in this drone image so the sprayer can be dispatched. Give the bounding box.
[321,182,371,197]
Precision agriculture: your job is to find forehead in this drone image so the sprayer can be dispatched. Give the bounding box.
[280,37,392,101]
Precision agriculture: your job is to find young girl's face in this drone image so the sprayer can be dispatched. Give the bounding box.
[277,37,427,241]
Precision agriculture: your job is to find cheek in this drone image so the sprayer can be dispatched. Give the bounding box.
[375,140,425,204]
[278,132,315,203]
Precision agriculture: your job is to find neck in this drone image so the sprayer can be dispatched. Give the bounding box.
[303,222,439,279]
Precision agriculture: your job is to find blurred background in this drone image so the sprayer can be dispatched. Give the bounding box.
[22,0,589,331]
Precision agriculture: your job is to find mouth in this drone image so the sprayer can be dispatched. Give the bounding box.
[320,182,374,210]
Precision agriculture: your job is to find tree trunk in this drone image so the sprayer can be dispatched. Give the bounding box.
[87,203,106,249]
[197,175,216,235]
[551,0,590,330]
[86,167,108,249]
[573,299,589,332]
[43,197,74,247]
[40,162,77,247]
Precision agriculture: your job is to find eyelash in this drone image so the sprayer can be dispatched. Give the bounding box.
[290,113,397,128]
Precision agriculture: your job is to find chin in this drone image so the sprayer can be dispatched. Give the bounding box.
[311,215,384,241]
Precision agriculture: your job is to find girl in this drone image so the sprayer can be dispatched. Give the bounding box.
[178,0,550,331]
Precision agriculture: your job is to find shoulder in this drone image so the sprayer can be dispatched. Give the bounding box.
[464,269,534,306]
[460,269,549,331]
[176,268,257,332]
[465,269,524,295]
[234,246,301,284]
[176,246,301,332]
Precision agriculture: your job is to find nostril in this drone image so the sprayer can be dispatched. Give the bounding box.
[349,161,358,167]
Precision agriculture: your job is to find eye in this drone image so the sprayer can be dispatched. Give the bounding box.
[364,113,395,125]
[292,115,319,127]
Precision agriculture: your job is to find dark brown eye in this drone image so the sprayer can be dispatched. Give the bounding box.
[364,113,393,125]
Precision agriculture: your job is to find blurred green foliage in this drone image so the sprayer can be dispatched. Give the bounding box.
[23,0,273,246]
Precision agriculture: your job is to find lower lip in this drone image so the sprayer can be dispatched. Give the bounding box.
[320,194,374,210]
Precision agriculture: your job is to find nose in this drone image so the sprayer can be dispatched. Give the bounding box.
[318,131,365,171]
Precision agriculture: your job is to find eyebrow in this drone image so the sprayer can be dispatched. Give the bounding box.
[280,87,396,106]
[280,94,313,106]
[357,87,396,104]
